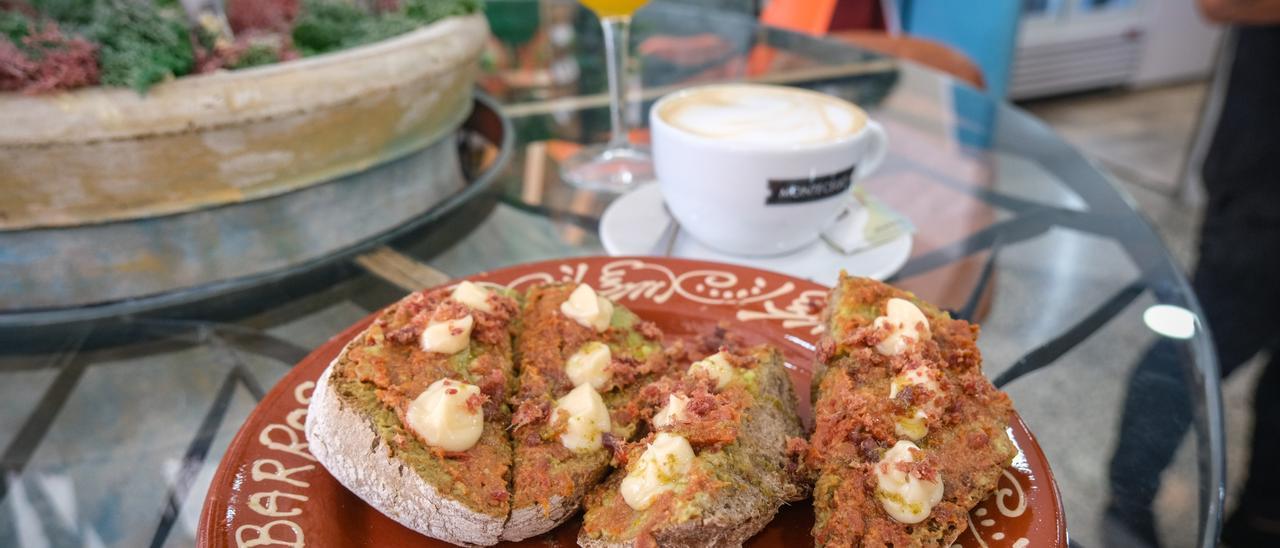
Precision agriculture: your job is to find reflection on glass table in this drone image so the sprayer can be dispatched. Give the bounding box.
[0,1,1220,547]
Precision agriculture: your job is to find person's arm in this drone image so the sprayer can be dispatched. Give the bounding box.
[1198,0,1280,24]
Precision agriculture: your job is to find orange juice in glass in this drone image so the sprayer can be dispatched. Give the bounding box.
[579,0,648,17]
[560,0,654,191]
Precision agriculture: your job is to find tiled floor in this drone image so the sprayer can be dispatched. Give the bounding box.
[1023,83,1207,195]
[1021,82,1207,276]
[1024,81,1264,541]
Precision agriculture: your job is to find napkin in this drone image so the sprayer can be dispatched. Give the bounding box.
[820,187,916,255]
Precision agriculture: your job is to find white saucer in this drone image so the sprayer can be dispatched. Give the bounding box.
[599,183,913,285]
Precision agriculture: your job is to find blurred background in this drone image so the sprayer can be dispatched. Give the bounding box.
[0,0,1259,547]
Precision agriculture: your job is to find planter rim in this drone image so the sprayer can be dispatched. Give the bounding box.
[0,13,487,145]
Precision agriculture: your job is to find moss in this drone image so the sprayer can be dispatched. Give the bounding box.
[0,11,31,43]
[353,12,419,41]
[290,0,366,56]
[15,0,480,93]
[229,43,280,69]
[291,0,482,56]
[30,0,98,26]
[83,0,194,92]
[0,12,102,93]
[401,0,483,22]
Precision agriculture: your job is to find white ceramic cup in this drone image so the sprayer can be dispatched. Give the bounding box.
[650,84,889,256]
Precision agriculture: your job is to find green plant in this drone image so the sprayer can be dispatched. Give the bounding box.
[401,0,483,23]
[292,0,483,56]
[30,0,98,26]
[290,0,367,56]
[83,0,194,92]
[0,10,31,43]
[231,43,280,69]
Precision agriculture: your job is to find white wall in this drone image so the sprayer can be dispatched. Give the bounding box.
[1133,0,1222,86]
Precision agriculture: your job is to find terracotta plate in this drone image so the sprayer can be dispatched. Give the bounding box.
[198,257,1066,547]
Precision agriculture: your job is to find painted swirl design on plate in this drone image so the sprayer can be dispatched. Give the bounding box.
[504,258,828,334]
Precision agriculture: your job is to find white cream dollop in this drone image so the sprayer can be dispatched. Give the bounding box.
[889,366,940,399]
[688,351,735,390]
[652,393,690,428]
[874,440,944,524]
[560,284,614,332]
[565,342,613,390]
[873,298,932,356]
[406,378,484,452]
[450,281,493,313]
[895,410,930,441]
[420,314,474,354]
[554,383,612,452]
[889,366,943,441]
[620,432,695,510]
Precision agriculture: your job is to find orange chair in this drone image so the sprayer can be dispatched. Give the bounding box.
[759,0,840,36]
[759,0,986,90]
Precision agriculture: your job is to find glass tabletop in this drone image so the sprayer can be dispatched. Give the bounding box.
[0,2,1221,547]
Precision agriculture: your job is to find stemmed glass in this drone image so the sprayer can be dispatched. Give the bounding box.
[561,0,654,192]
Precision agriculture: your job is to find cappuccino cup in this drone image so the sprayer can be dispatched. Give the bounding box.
[650,84,888,256]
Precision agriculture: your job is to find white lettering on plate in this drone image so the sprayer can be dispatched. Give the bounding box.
[248,490,309,518]
[233,380,321,546]
[285,408,307,432]
[294,381,314,405]
[258,424,315,462]
[235,519,304,547]
[251,459,314,488]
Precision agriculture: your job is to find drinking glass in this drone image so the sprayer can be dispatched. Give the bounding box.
[561,0,653,192]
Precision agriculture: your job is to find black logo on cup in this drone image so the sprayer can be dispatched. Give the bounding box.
[765,165,856,205]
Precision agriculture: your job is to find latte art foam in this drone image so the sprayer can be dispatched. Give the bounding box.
[657,85,866,146]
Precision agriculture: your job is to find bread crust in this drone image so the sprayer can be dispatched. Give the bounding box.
[306,345,505,546]
[500,496,570,541]
[576,507,778,548]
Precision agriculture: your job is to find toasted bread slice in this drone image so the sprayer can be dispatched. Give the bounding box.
[503,283,669,541]
[805,274,1015,546]
[305,286,520,546]
[578,345,807,547]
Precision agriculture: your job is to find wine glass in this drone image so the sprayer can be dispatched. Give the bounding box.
[561,0,653,192]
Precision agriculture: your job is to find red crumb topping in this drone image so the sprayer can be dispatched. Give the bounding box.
[808,275,1017,546]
